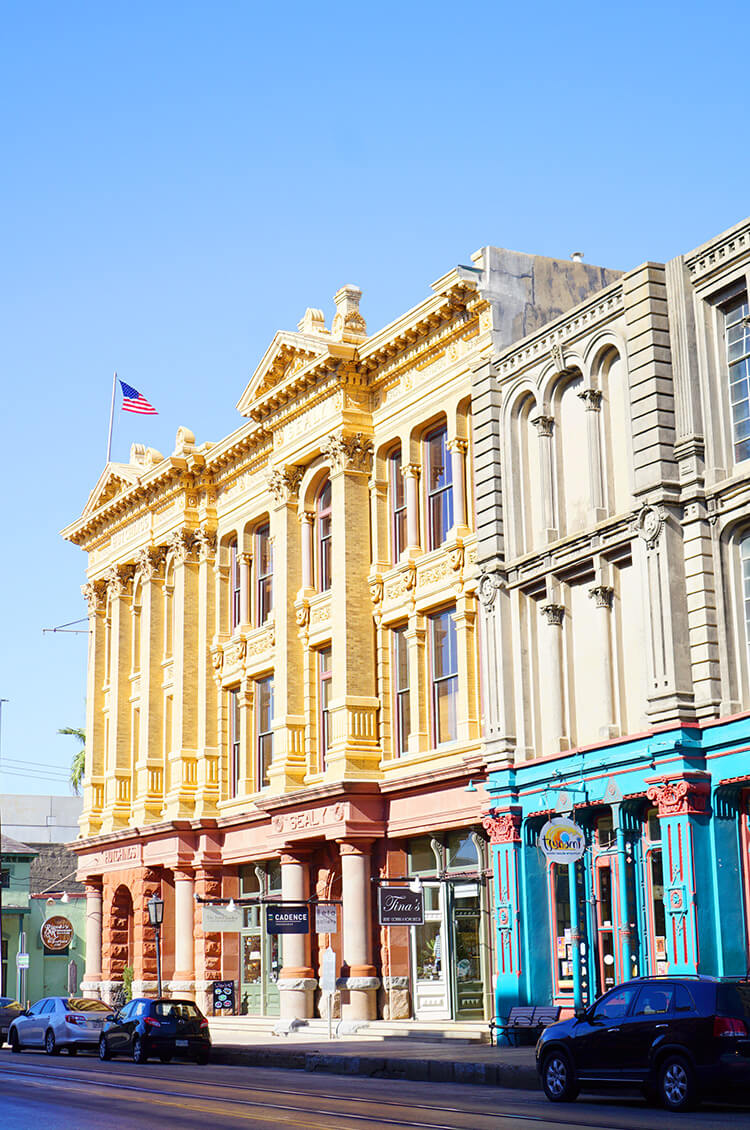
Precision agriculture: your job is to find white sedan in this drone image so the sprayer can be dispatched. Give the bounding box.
[9,996,111,1055]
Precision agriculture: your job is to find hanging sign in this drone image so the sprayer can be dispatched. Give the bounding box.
[378,886,424,926]
[320,946,337,994]
[202,905,244,932]
[538,817,586,863]
[40,916,74,952]
[315,903,338,934]
[266,904,309,934]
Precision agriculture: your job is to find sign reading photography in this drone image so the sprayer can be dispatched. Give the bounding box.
[266,903,309,934]
[41,916,74,952]
[378,886,424,926]
[538,817,586,863]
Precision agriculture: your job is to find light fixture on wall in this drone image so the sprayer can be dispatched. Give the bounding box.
[409,876,422,894]
[464,780,477,793]
[60,892,69,904]
[227,898,236,913]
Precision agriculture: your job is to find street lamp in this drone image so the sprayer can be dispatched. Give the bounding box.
[147,892,164,998]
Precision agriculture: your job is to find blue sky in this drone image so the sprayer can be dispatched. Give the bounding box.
[1,0,748,794]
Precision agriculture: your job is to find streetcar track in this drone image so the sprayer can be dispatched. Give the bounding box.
[0,1059,697,1130]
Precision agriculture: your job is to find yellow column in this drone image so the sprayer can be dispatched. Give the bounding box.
[132,546,166,824]
[81,580,107,836]
[195,527,219,816]
[164,529,199,819]
[101,565,134,832]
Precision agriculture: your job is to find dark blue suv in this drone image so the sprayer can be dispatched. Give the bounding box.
[536,976,750,1112]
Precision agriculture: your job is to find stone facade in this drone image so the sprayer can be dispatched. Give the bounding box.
[472,216,750,1016]
[63,249,618,1020]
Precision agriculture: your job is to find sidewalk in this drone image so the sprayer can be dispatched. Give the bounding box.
[208,1031,539,1090]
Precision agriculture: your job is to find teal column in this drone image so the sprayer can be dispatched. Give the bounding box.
[483,808,523,1020]
[612,804,633,981]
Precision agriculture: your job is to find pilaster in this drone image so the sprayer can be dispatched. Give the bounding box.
[132,546,166,824]
[81,580,107,836]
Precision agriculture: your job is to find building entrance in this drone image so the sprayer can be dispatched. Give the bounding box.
[240,906,280,1016]
[411,880,486,1021]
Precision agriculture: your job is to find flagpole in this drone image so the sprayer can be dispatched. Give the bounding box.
[106,371,117,464]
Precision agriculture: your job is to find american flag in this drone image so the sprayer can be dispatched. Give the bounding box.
[119,380,158,415]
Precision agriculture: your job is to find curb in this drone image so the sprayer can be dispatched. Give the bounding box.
[209,1045,540,1090]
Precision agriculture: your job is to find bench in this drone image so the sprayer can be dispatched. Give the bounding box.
[490,1005,561,1046]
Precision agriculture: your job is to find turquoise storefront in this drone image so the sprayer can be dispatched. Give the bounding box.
[484,714,750,1023]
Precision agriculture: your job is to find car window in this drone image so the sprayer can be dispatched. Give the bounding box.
[154,1001,201,1020]
[65,998,111,1013]
[135,1001,148,1017]
[717,982,750,1018]
[634,985,673,1015]
[0,999,20,1009]
[673,985,697,1013]
[592,985,638,1021]
[119,1002,134,1021]
[36,999,51,1014]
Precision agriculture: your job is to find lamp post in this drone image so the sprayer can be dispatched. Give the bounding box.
[147,892,164,998]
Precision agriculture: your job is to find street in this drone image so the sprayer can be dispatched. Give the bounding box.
[2,1051,750,1129]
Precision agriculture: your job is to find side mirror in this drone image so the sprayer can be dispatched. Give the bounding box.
[575,1007,588,1020]
[22,1010,30,1017]
[105,1014,116,1022]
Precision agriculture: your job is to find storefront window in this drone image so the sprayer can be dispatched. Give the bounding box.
[410,837,439,875]
[644,806,667,973]
[415,920,442,980]
[446,830,479,871]
[551,864,574,995]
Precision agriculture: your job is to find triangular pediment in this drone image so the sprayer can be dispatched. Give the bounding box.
[236,330,330,417]
[82,462,143,517]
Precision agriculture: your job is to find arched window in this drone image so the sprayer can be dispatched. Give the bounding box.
[316,479,332,592]
[725,295,750,464]
[425,425,453,550]
[229,538,241,631]
[389,447,406,562]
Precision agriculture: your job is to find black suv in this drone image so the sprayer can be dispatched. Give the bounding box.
[536,976,750,1112]
[98,998,211,1064]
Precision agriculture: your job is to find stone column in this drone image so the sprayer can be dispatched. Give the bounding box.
[338,840,379,1020]
[164,529,200,819]
[277,850,315,1020]
[402,464,421,554]
[300,511,314,593]
[132,867,161,998]
[81,581,107,836]
[194,528,219,818]
[531,413,557,541]
[577,388,606,521]
[368,476,389,567]
[171,868,196,992]
[453,596,479,742]
[239,552,251,627]
[132,546,166,825]
[447,438,469,532]
[477,572,516,766]
[81,880,103,997]
[540,602,567,752]
[193,867,223,1015]
[588,583,618,738]
[101,565,135,832]
[406,611,428,754]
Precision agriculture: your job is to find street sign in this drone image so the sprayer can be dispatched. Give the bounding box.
[212,980,235,1012]
[202,905,244,932]
[538,817,585,863]
[16,953,29,969]
[315,903,337,934]
[378,886,424,926]
[266,904,309,934]
[320,946,337,993]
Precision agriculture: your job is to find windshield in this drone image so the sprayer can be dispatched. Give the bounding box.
[65,998,111,1013]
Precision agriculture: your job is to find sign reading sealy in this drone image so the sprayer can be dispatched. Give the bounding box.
[538,817,586,863]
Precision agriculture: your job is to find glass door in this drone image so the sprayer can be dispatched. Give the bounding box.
[411,883,450,1019]
[449,882,484,1019]
[240,906,280,1016]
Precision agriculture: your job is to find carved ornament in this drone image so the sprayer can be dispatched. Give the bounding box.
[450,545,465,572]
[577,388,603,411]
[295,602,310,627]
[531,413,554,437]
[135,545,167,582]
[589,584,614,609]
[82,580,107,613]
[482,808,522,844]
[194,527,217,561]
[636,505,665,548]
[167,528,199,564]
[646,776,710,817]
[267,465,304,503]
[369,577,383,605]
[541,602,565,626]
[104,564,135,598]
[478,572,501,609]
[323,431,374,474]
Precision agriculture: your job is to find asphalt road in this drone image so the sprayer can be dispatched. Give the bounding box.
[2,1050,750,1129]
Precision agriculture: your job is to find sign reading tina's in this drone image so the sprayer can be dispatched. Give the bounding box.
[378,886,424,926]
[538,817,586,863]
[265,904,309,935]
[41,916,74,951]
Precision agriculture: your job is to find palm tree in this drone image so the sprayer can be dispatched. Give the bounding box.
[58,727,86,795]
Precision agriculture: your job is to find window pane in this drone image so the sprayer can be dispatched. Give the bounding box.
[447,830,478,869]
[431,611,457,679]
[434,676,457,743]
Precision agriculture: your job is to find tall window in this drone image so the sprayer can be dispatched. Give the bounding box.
[256,676,274,789]
[726,296,750,464]
[425,426,453,549]
[229,539,241,631]
[229,687,241,798]
[392,625,410,756]
[430,608,458,744]
[389,448,406,561]
[741,533,750,680]
[316,480,332,592]
[164,565,174,658]
[318,646,332,769]
[255,524,273,625]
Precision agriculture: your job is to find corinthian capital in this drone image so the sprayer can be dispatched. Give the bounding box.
[267,465,304,503]
[167,528,198,564]
[135,545,167,582]
[323,431,374,474]
[81,580,107,614]
[104,564,135,598]
[194,526,217,562]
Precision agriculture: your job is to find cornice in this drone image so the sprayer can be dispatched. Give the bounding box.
[685,216,750,285]
[493,281,623,381]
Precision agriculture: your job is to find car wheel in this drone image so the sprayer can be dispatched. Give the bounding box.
[541,1050,579,1103]
[658,1054,698,1113]
[45,1030,59,1056]
[98,1035,111,1061]
[132,1036,148,1064]
[159,1053,173,1064]
[67,1046,77,1056]
[9,1030,21,1054]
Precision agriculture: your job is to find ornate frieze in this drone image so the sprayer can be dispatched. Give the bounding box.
[384,562,416,601]
[646,775,710,817]
[322,431,374,474]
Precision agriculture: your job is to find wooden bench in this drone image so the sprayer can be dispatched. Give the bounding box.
[490,1005,561,1045]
